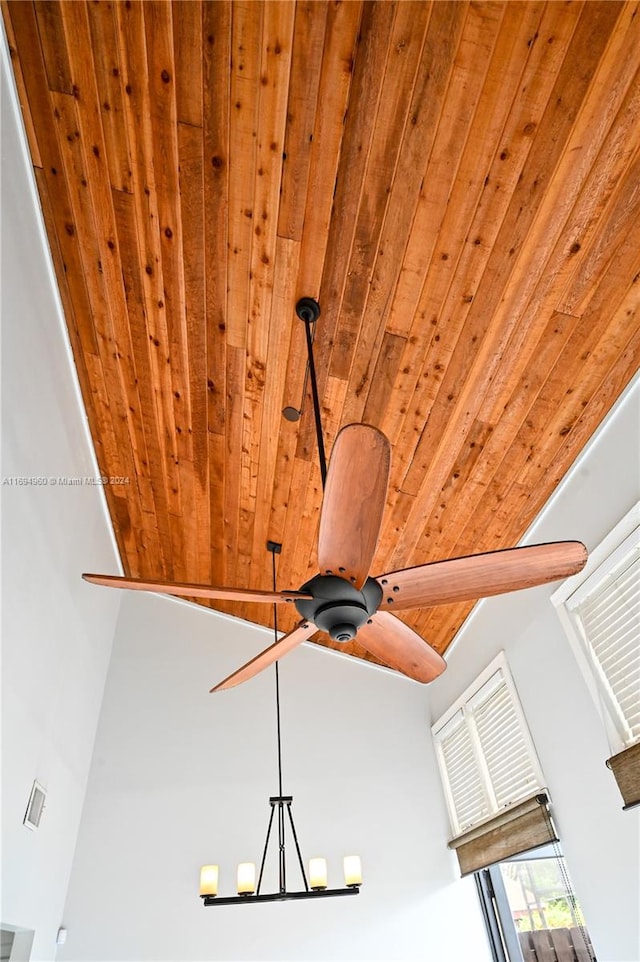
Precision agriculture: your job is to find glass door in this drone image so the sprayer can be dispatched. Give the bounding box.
[476,844,596,962]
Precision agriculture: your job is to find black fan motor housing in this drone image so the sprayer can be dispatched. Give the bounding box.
[295,575,382,643]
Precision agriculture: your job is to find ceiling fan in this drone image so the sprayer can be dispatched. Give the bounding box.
[83,422,587,692]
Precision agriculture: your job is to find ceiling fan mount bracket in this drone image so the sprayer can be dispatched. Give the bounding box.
[295,297,321,324]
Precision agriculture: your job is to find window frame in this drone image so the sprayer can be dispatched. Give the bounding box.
[552,502,639,754]
[432,653,546,838]
[474,842,596,962]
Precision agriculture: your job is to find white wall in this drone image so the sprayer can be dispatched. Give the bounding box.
[1,36,122,961]
[429,375,640,962]
[57,594,490,961]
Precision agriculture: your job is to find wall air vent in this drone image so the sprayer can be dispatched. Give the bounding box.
[23,780,46,831]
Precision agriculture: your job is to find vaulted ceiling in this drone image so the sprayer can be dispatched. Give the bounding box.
[3,0,639,672]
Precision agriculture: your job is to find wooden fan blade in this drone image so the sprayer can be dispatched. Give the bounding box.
[357,611,446,683]
[376,541,588,611]
[82,573,311,605]
[210,621,317,692]
[317,424,390,589]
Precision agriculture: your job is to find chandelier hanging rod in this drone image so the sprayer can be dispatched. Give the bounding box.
[199,541,362,905]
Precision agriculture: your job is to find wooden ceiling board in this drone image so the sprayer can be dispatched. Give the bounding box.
[3,0,639,675]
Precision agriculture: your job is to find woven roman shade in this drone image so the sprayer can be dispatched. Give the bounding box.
[606,741,640,810]
[448,791,558,877]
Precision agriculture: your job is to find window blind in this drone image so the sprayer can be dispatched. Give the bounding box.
[473,680,540,811]
[447,792,558,877]
[606,741,640,810]
[433,656,545,859]
[433,658,542,835]
[568,543,640,746]
[438,712,490,830]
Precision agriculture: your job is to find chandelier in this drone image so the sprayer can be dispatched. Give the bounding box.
[199,542,362,906]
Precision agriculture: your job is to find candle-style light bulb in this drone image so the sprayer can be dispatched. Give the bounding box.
[199,865,219,897]
[309,857,328,891]
[343,855,362,887]
[237,861,256,895]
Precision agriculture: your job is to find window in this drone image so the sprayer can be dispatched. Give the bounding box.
[433,656,555,876]
[475,844,596,962]
[553,503,640,752]
[433,654,545,836]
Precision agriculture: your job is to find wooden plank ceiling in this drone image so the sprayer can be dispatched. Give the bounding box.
[4,0,640,672]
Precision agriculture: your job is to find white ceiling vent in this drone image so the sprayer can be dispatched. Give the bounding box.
[23,780,46,831]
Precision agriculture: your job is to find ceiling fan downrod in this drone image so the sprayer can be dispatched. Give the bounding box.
[295,297,327,490]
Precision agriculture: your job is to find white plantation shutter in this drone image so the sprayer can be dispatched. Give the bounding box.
[433,656,545,837]
[473,681,540,809]
[552,506,640,811]
[438,713,490,831]
[567,540,640,746]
